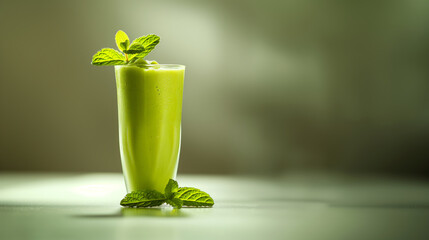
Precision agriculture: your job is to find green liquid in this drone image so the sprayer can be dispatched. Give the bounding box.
[115,65,185,192]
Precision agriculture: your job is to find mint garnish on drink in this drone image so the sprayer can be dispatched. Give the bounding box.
[91,30,160,66]
[120,179,215,209]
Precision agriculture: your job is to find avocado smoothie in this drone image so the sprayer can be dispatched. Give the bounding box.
[91,31,215,208]
[115,64,185,192]
[91,30,187,193]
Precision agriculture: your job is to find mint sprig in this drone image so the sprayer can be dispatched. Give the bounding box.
[91,30,159,66]
[120,179,214,209]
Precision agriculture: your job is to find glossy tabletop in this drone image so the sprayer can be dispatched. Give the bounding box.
[0,173,429,240]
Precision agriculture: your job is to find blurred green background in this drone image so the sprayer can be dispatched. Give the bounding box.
[1,0,429,176]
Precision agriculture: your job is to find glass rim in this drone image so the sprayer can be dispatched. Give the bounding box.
[115,64,185,69]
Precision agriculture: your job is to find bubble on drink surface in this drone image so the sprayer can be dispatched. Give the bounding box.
[147,60,160,69]
[134,59,149,65]
[134,59,160,68]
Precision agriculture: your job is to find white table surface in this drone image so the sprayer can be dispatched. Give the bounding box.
[1,172,429,240]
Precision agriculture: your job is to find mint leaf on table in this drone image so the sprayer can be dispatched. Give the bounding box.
[164,179,182,208]
[120,190,166,207]
[166,198,183,209]
[176,187,214,207]
[91,48,125,66]
[119,179,214,208]
[115,30,130,52]
[164,179,179,199]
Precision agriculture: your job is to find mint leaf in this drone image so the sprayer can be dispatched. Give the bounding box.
[123,42,145,54]
[115,30,130,52]
[176,187,214,207]
[166,198,183,209]
[91,48,125,66]
[91,31,160,66]
[120,190,166,207]
[164,179,182,208]
[133,34,160,52]
[118,179,215,208]
[129,34,160,61]
[164,179,179,199]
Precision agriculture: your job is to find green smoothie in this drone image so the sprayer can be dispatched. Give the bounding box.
[115,64,185,192]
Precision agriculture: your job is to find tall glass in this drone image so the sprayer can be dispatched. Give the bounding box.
[115,64,185,193]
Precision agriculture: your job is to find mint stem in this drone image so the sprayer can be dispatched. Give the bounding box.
[125,53,129,63]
